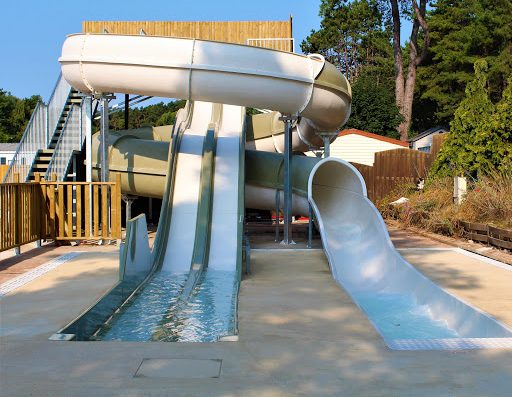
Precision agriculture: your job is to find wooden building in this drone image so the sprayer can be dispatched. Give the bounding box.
[82,19,294,52]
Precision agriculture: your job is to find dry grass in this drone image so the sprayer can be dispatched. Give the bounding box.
[459,173,512,228]
[379,173,512,235]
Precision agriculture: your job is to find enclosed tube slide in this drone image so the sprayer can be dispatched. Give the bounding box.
[60,34,351,152]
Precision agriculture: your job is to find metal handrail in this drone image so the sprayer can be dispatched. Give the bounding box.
[45,102,87,181]
[47,75,72,145]
[3,101,48,182]
[3,74,73,183]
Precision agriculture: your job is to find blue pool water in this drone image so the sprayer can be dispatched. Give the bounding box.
[352,292,459,340]
[155,270,238,342]
[96,269,238,342]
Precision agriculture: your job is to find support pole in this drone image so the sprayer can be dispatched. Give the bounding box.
[307,202,313,249]
[279,114,297,245]
[274,189,280,242]
[124,94,129,130]
[100,96,110,182]
[122,195,138,226]
[318,132,339,158]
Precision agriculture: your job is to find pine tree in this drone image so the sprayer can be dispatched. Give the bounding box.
[431,60,512,177]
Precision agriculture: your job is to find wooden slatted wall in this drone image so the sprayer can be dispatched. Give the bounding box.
[82,19,294,51]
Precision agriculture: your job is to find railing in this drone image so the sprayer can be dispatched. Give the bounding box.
[45,101,88,181]
[47,74,73,142]
[0,180,44,252]
[0,176,122,253]
[3,74,73,183]
[39,174,122,241]
[246,38,295,52]
[3,102,48,183]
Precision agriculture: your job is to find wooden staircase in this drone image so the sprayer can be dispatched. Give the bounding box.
[28,90,81,181]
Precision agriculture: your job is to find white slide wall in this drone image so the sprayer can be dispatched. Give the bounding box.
[309,158,512,350]
[208,104,244,271]
[162,101,214,273]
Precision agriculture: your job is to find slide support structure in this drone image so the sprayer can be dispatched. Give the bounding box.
[307,202,313,249]
[274,189,280,242]
[318,132,338,158]
[280,114,297,245]
[98,93,115,182]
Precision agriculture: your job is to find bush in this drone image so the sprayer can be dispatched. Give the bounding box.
[379,172,512,235]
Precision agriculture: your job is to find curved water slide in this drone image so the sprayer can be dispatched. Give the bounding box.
[58,33,353,341]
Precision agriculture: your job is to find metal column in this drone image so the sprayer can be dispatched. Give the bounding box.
[99,95,114,182]
[274,189,280,242]
[319,132,339,158]
[307,203,313,248]
[279,114,297,245]
[122,195,138,225]
[124,94,129,130]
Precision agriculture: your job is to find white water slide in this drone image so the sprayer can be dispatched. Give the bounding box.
[60,34,512,349]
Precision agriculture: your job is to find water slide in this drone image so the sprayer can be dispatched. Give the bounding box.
[58,34,512,349]
[58,33,350,341]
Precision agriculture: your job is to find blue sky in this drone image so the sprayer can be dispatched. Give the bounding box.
[0,0,411,101]
[0,0,322,100]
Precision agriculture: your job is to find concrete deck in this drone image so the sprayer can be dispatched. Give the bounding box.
[1,234,512,396]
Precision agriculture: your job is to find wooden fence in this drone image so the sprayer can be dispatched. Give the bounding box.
[460,221,512,250]
[0,164,9,182]
[0,174,122,253]
[0,182,43,252]
[83,19,294,51]
[351,134,448,203]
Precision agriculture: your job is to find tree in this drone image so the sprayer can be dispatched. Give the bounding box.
[108,99,186,131]
[387,0,430,141]
[417,0,512,126]
[0,89,41,143]
[301,0,393,83]
[430,60,512,177]
[345,70,402,137]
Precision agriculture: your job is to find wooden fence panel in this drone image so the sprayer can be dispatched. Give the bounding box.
[82,20,294,51]
[40,175,122,241]
[0,182,43,252]
[0,176,122,253]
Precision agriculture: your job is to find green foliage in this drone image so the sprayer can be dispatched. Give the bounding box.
[417,0,512,126]
[430,60,512,177]
[301,0,393,82]
[108,99,186,131]
[0,89,41,143]
[345,70,402,137]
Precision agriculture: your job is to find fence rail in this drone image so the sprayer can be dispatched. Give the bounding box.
[461,221,512,250]
[0,181,43,252]
[0,175,122,253]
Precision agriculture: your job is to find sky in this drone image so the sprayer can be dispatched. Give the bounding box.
[0,0,411,102]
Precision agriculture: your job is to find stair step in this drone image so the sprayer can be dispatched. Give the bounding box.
[38,149,54,154]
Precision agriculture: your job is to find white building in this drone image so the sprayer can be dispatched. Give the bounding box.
[317,129,409,166]
[0,143,17,166]
[409,126,448,152]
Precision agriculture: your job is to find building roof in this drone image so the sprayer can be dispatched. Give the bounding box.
[337,129,409,147]
[408,126,449,142]
[0,143,18,151]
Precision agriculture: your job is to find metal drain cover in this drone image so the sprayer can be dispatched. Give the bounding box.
[134,358,222,379]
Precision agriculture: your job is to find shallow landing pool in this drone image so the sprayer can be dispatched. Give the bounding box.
[353,292,458,340]
[96,270,238,342]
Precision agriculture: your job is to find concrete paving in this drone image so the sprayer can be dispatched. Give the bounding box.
[1,237,512,396]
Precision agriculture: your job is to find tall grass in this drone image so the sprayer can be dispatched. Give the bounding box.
[379,172,512,235]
